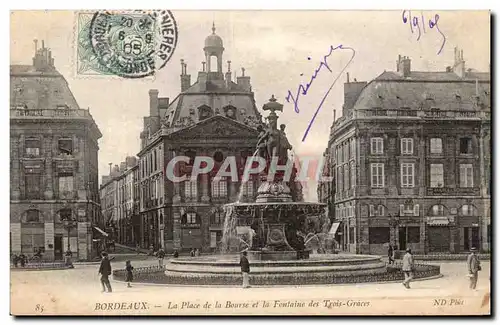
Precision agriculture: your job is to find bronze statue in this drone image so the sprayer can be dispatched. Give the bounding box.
[257,96,293,164]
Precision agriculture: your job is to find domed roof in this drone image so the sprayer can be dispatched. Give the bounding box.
[204,23,223,48]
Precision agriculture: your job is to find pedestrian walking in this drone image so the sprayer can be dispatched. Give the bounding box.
[388,243,395,265]
[195,248,200,257]
[125,260,134,288]
[157,247,166,268]
[401,248,414,289]
[19,253,26,267]
[240,250,251,288]
[190,248,195,257]
[467,247,481,290]
[173,250,179,258]
[98,252,113,293]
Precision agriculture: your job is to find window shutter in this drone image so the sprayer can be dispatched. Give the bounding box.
[369,205,375,216]
[414,204,420,216]
[379,205,385,216]
[399,204,405,216]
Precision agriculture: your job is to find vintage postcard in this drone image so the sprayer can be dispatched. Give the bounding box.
[9,9,491,316]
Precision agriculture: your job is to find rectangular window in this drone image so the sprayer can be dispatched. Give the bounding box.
[211,178,228,198]
[343,164,349,190]
[25,173,42,200]
[58,138,73,155]
[370,138,384,155]
[459,164,474,188]
[339,166,344,192]
[430,164,444,188]
[350,139,356,159]
[401,138,414,155]
[407,227,420,243]
[184,180,198,199]
[401,163,414,188]
[58,173,74,199]
[430,138,443,154]
[242,180,254,198]
[350,162,356,188]
[344,144,349,163]
[460,137,472,154]
[186,212,197,224]
[368,227,390,244]
[371,163,384,188]
[211,211,224,224]
[25,138,41,156]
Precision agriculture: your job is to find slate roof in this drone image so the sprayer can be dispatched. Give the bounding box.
[10,65,80,110]
[353,70,491,111]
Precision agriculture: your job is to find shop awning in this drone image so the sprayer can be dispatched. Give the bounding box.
[329,222,341,235]
[94,226,109,237]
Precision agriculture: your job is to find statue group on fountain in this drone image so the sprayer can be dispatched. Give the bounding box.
[256,95,293,165]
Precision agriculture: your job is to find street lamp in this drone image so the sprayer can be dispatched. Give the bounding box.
[63,218,77,266]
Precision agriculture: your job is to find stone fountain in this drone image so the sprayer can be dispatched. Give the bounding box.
[164,96,388,285]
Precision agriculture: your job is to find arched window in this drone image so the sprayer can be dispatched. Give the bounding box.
[459,204,476,216]
[197,105,213,120]
[223,105,237,119]
[209,56,218,72]
[430,204,445,216]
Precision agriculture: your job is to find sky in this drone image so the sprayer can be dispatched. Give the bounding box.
[10,10,490,201]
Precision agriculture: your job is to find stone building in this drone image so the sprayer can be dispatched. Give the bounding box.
[321,48,491,254]
[10,41,102,261]
[99,157,139,246]
[135,25,269,252]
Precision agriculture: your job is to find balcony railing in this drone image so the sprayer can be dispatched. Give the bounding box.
[10,108,93,119]
[426,187,480,196]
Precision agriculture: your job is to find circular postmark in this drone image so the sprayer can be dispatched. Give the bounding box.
[88,10,178,78]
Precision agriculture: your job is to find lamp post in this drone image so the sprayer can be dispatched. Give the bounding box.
[388,214,400,249]
[63,218,77,266]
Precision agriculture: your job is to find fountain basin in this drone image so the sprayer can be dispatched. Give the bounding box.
[164,254,387,285]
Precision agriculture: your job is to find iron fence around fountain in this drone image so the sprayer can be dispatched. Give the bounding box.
[112,263,441,285]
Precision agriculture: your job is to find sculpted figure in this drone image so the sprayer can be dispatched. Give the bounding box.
[279,124,293,163]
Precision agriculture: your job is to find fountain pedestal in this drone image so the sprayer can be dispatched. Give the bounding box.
[259,223,297,260]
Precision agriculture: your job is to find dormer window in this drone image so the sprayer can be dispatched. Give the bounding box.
[223,105,237,119]
[197,105,213,121]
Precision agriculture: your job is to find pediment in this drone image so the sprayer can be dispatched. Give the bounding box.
[167,115,259,139]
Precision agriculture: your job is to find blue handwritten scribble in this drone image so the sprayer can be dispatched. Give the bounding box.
[285,44,356,142]
[402,10,446,55]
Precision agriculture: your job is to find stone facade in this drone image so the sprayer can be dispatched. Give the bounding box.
[320,49,491,254]
[10,41,102,261]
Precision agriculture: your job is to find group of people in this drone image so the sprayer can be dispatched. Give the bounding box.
[100,244,482,292]
[388,244,482,290]
[11,253,27,267]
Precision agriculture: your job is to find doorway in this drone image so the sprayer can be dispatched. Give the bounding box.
[54,235,63,260]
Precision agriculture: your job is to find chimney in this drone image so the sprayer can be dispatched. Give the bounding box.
[236,67,251,92]
[180,59,191,92]
[397,55,411,77]
[225,60,232,88]
[453,47,466,78]
[346,72,350,83]
[149,89,159,117]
